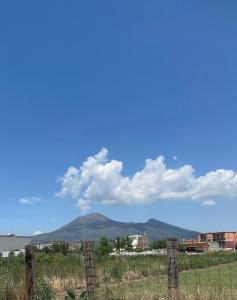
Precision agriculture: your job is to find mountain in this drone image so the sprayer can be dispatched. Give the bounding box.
[32,213,198,243]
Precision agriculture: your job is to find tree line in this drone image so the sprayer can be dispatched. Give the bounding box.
[32,237,168,257]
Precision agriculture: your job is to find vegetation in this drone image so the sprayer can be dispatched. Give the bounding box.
[96,237,113,256]
[34,277,55,300]
[40,241,70,255]
[0,250,237,299]
[150,239,167,249]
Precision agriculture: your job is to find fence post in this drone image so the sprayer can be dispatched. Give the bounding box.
[167,238,179,299]
[84,241,96,295]
[25,245,35,300]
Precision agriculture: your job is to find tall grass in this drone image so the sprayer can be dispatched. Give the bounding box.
[0,251,237,299]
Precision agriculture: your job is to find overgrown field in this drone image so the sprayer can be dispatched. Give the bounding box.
[0,252,237,299]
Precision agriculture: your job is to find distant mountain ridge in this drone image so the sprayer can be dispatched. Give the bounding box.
[32,213,198,243]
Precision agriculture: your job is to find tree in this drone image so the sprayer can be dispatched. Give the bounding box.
[114,237,122,253]
[8,250,15,260]
[121,237,126,250]
[151,240,167,249]
[125,236,133,251]
[96,237,113,256]
[51,241,69,255]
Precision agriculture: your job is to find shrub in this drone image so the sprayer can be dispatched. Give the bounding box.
[36,253,53,264]
[34,277,55,300]
[65,287,76,299]
[0,275,17,300]
[110,265,123,281]
[96,237,113,256]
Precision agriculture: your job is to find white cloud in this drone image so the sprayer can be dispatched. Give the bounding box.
[56,148,237,210]
[33,230,43,235]
[19,197,42,205]
[173,156,178,161]
[201,200,217,207]
[75,199,91,211]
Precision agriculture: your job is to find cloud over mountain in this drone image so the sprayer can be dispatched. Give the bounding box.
[57,148,237,211]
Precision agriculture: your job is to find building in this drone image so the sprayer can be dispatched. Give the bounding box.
[129,234,149,250]
[0,234,31,257]
[34,241,56,250]
[35,240,82,251]
[183,239,208,252]
[68,240,82,251]
[198,232,237,250]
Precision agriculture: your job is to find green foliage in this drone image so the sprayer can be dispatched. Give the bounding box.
[120,237,126,249]
[65,288,88,300]
[120,236,133,251]
[178,243,186,251]
[42,246,51,254]
[150,240,167,249]
[1,247,237,299]
[34,277,55,300]
[16,252,24,260]
[110,265,123,281]
[36,253,53,263]
[179,251,237,271]
[65,287,76,299]
[79,291,88,299]
[7,251,15,261]
[51,241,69,255]
[125,236,133,251]
[114,237,122,252]
[141,269,149,277]
[0,274,17,300]
[96,237,113,256]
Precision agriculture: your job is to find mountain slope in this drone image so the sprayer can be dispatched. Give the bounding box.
[32,213,198,243]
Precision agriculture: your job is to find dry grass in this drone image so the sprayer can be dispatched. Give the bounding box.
[1,253,237,299]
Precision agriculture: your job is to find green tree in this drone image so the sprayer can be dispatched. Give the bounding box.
[8,250,15,260]
[96,237,112,256]
[151,240,167,249]
[114,237,122,253]
[121,237,126,249]
[51,241,69,255]
[125,236,133,251]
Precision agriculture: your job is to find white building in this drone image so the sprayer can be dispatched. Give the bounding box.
[0,234,31,257]
[129,235,141,248]
[129,234,149,249]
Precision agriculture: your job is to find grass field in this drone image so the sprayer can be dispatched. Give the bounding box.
[89,261,237,300]
[0,252,237,299]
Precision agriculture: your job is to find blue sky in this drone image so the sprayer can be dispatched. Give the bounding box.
[0,1,236,235]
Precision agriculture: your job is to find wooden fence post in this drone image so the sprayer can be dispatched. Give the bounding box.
[84,241,96,295]
[167,238,179,299]
[25,245,35,300]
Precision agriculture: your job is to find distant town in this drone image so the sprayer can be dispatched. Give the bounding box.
[1,230,237,258]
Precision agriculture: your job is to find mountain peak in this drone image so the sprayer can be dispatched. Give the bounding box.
[75,213,110,224]
[32,213,198,243]
[146,218,159,224]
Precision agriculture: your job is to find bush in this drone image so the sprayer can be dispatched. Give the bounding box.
[36,253,53,264]
[0,275,17,300]
[34,277,55,300]
[51,241,69,255]
[96,237,113,256]
[150,240,167,249]
[110,265,123,281]
[65,287,76,299]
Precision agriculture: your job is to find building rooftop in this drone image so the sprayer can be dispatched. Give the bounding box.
[0,234,31,238]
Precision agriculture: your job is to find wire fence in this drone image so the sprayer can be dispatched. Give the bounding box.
[0,238,237,299]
